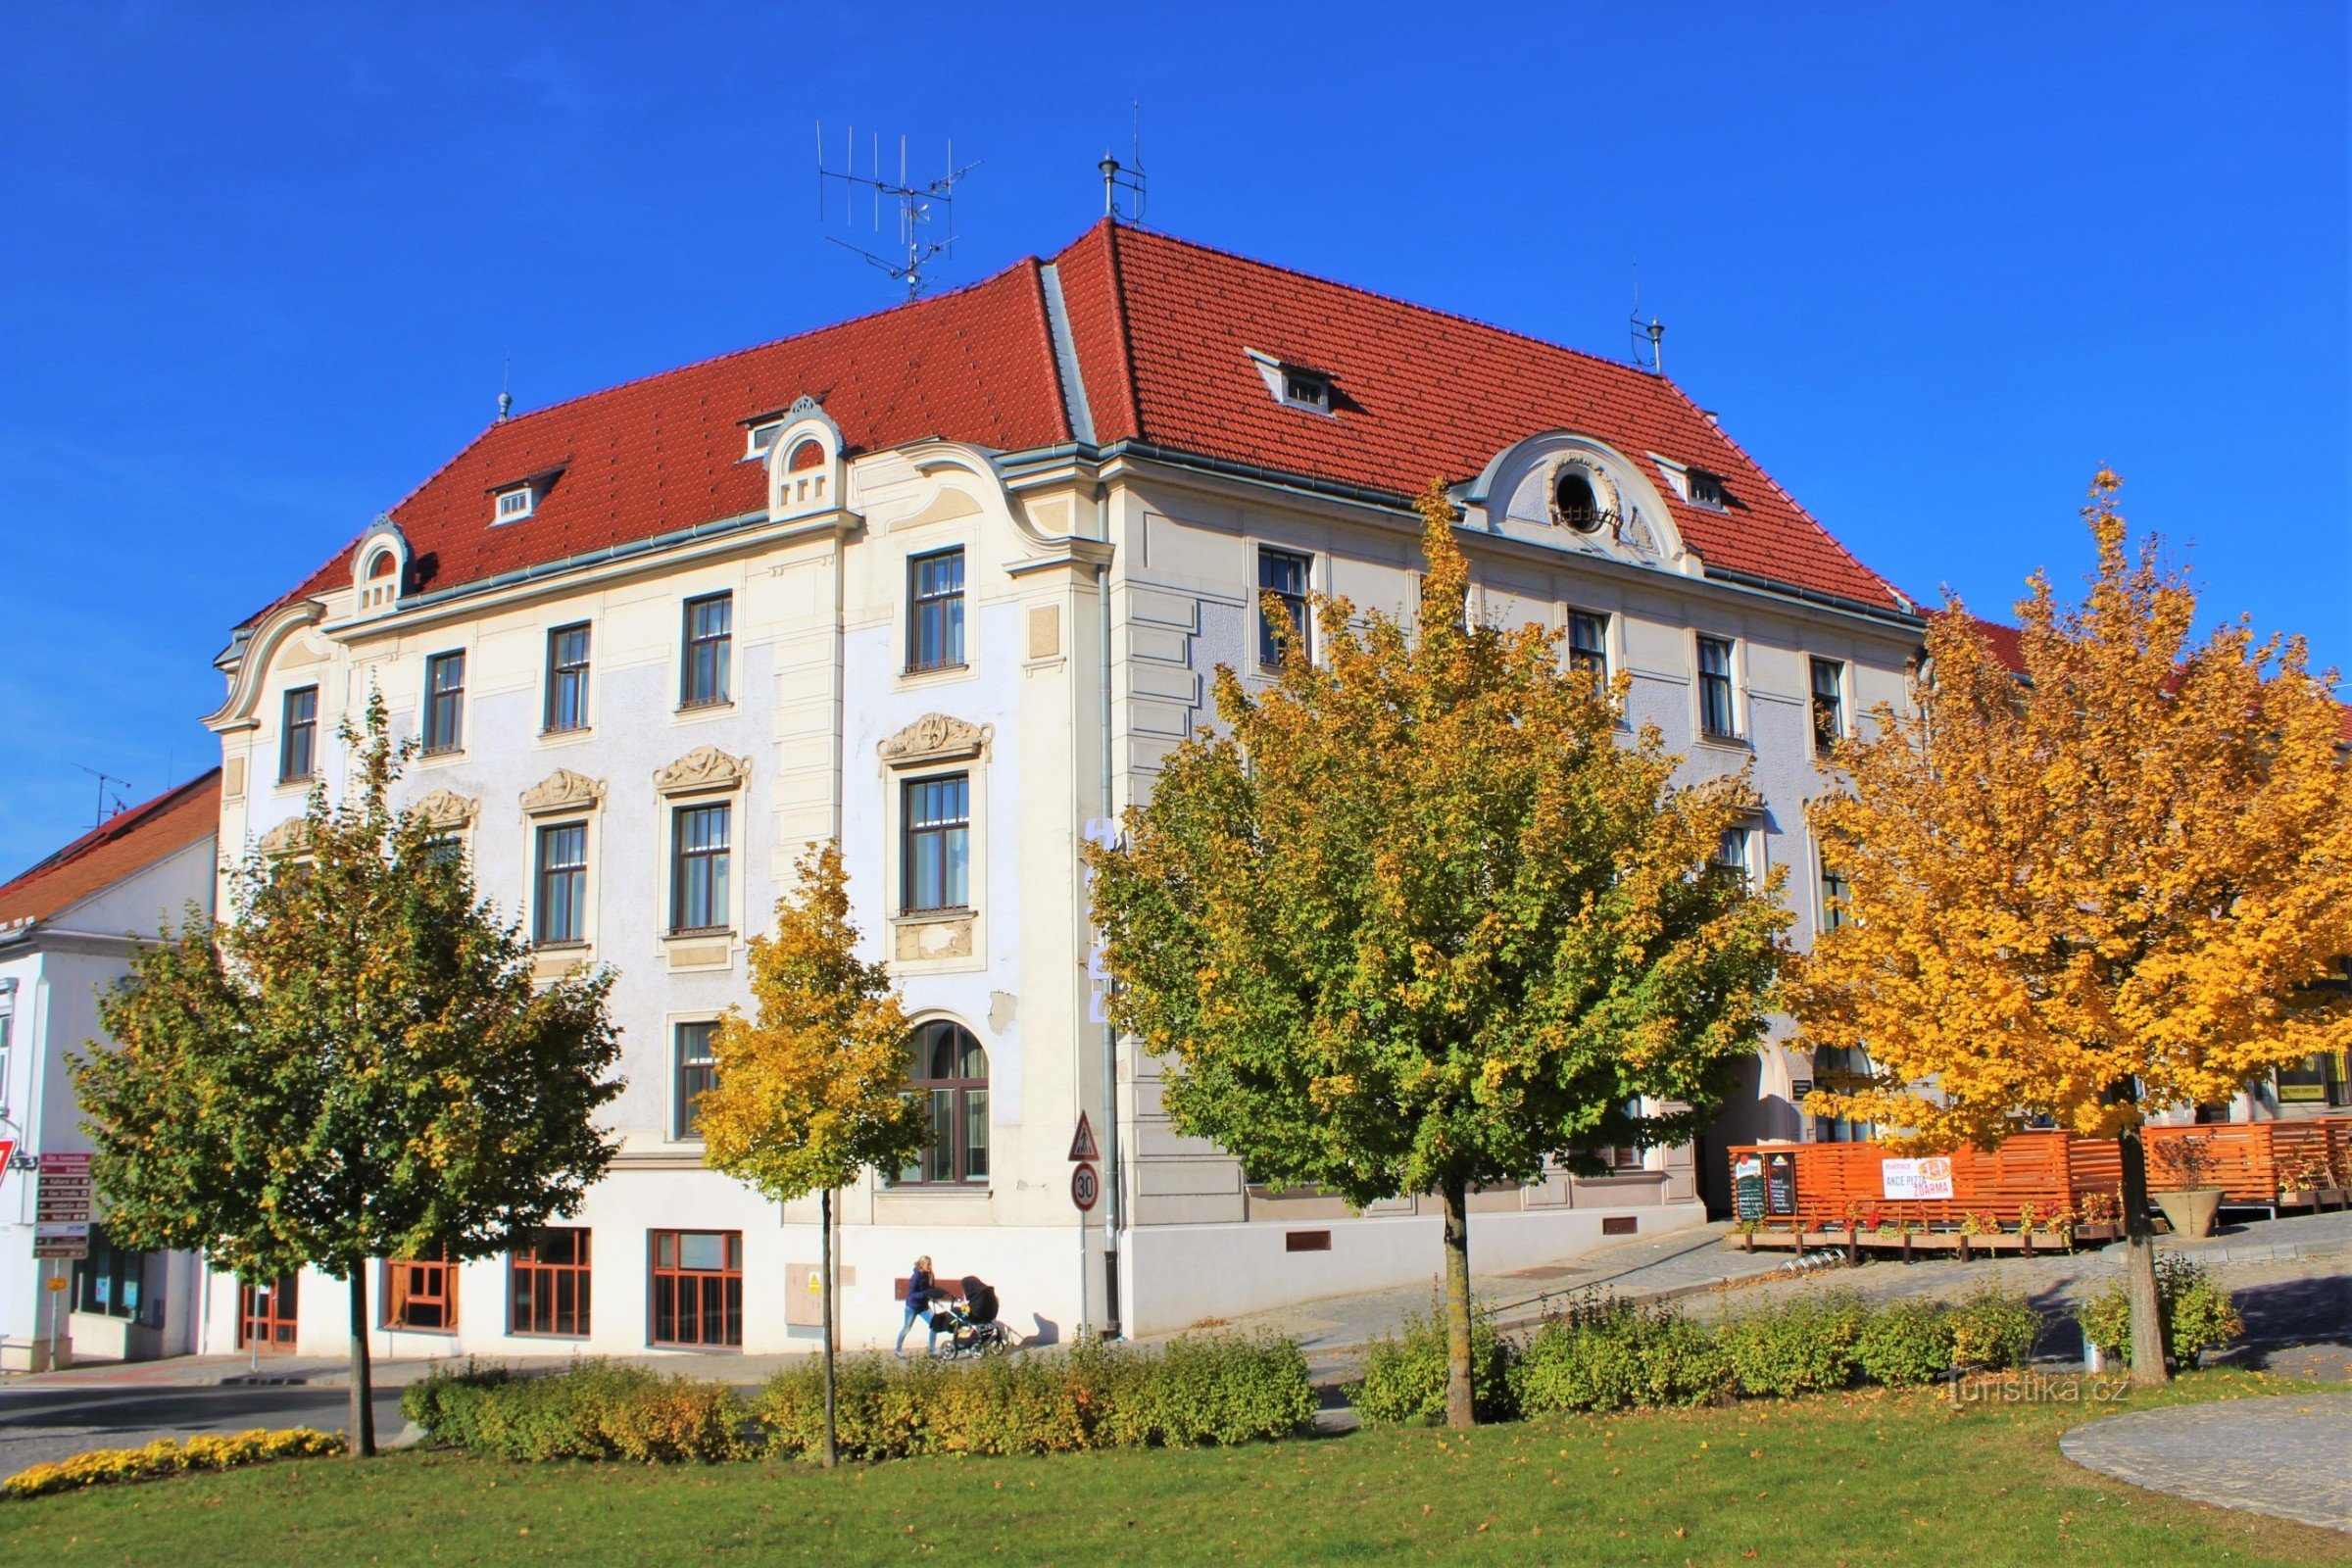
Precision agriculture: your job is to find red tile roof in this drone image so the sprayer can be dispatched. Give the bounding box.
[260,220,1908,619]
[0,771,220,931]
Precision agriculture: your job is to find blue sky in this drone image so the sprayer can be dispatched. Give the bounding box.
[1,3,2343,875]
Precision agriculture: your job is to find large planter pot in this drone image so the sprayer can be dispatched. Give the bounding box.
[2153,1187,2224,1239]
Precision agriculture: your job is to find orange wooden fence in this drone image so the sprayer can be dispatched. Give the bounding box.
[1731,1118,2352,1231]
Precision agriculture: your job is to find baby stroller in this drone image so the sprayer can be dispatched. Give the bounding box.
[932,1276,1012,1358]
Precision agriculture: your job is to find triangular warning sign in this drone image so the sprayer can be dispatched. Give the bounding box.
[1066,1111,1101,1163]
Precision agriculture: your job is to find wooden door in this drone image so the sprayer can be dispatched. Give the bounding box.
[237,1275,299,1351]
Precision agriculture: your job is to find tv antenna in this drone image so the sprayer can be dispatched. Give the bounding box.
[1629,262,1664,375]
[72,763,131,827]
[815,123,979,301]
[1099,101,1148,223]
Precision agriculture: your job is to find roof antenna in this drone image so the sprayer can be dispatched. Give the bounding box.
[1099,101,1148,223]
[814,122,980,302]
[497,355,514,421]
[71,763,131,828]
[1629,263,1664,376]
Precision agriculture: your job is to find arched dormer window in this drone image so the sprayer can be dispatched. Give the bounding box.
[764,397,846,522]
[899,1019,989,1184]
[786,438,826,473]
[349,517,411,619]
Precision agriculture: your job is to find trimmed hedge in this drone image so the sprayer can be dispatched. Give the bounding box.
[2077,1254,2243,1366]
[404,1336,1315,1466]
[3,1428,344,1499]
[1352,1285,2057,1425]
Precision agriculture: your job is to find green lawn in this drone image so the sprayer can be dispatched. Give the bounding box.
[5,1369,2344,1567]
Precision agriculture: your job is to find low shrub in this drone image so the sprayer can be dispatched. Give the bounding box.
[3,1428,343,1499]
[403,1360,748,1462]
[1719,1293,1869,1397]
[1514,1298,1731,1414]
[755,1333,1315,1460]
[1949,1286,2042,1372]
[1350,1299,1519,1425]
[1853,1300,1956,1387]
[2076,1254,2244,1366]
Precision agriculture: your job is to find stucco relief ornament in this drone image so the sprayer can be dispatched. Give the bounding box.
[654,745,750,796]
[1614,507,1661,559]
[878,712,993,764]
[255,817,312,857]
[519,768,606,815]
[412,789,479,830]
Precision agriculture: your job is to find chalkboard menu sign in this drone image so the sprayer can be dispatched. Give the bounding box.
[1763,1150,1798,1217]
[1732,1154,1765,1221]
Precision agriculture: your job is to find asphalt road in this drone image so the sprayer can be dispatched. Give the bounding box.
[0,1384,408,1478]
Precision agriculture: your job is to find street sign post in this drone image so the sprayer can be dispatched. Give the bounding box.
[33,1152,93,1261]
[1066,1111,1100,1164]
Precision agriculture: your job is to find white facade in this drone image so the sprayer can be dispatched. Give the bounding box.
[195,379,1920,1358]
[0,818,216,1369]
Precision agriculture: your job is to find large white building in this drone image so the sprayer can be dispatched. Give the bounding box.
[194,221,1924,1358]
[0,773,219,1368]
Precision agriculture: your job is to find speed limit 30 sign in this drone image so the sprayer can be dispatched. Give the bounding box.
[1069,1161,1100,1211]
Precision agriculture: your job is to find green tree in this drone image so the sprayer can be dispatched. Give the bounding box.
[1089,482,1790,1427]
[698,841,929,1466]
[76,694,622,1453]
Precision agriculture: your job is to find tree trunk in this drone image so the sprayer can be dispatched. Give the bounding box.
[820,1187,839,1469]
[346,1267,377,1458]
[1440,1176,1475,1429]
[2117,1124,2169,1386]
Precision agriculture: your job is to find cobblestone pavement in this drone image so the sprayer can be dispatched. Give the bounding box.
[2062,1394,2352,1532]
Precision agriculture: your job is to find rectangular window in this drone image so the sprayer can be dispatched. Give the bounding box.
[907,549,967,672]
[385,1250,457,1332]
[669,804,732,933]
[673,1019,718,1141]
[0,1013,12,1115]
[649,1230,742,1348]
[1820,859,1850,932]
[72,1228,162,1327]
[681,592,733,708]
[1696,636,1738,739]
[1810,657,1846,757]
[1256,548,1311,666]
[545,623,591,733]
[533,822,587,945]
[1715,826,1754,883]
[279,686,318,782]
[422,651,466,755]
[902,774,970,912]
[1569,611,1609,680]
[510,1227,591,1337]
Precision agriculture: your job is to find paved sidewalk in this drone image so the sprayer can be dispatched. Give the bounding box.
[2062,1394,2352,1532]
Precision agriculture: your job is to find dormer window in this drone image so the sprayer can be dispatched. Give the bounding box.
[1553,469,1601,532]
[360,550,399,611]
[1686,469,1726,509]
[747,419,784,459]
[494,484,535,524]
[1248,349,1335,416]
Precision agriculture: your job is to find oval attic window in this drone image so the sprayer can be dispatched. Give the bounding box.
[1553,467,1601,532]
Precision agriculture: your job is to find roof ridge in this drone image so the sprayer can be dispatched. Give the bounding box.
[1104,220,1666,386]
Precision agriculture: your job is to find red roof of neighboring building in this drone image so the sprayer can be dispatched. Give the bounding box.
[261,220,1908,620]
[0,771,220,931]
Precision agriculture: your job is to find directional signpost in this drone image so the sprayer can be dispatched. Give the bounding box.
[34,1153,92,1260]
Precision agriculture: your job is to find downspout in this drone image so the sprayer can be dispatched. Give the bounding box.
[1097,489,1123,1336]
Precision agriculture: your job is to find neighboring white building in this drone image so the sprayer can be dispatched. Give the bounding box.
[0,772,219,1369]
[195,221,1924,1358]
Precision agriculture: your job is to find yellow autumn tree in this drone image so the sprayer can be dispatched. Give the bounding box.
[698,841,927,1465]
[1793,472,2352,1384]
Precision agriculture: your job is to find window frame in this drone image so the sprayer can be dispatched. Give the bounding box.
[679,592,734,710]
[544,622,592,735]
[421,650,466,756]
[1819,853,1850,934]
[897,1019,990,1186]
[1568,610,1610,681]
[532,820,589,947]
[494,484,535,523]
[671,1018,719,1142]
[1714,824,1758,885]
[900,773,971,914]
[906,548,968,674]
[1255,546,1312,668]
[668,802,733,935]
[72,1226,163,1327]
[1695,634,1740,741]
[648,1229,743,1348]
[1809,656,1847,758]
[278,686,319,783]
[746,419,783,459]
[383,1250,458,1333]
[509,1227,592,1338]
